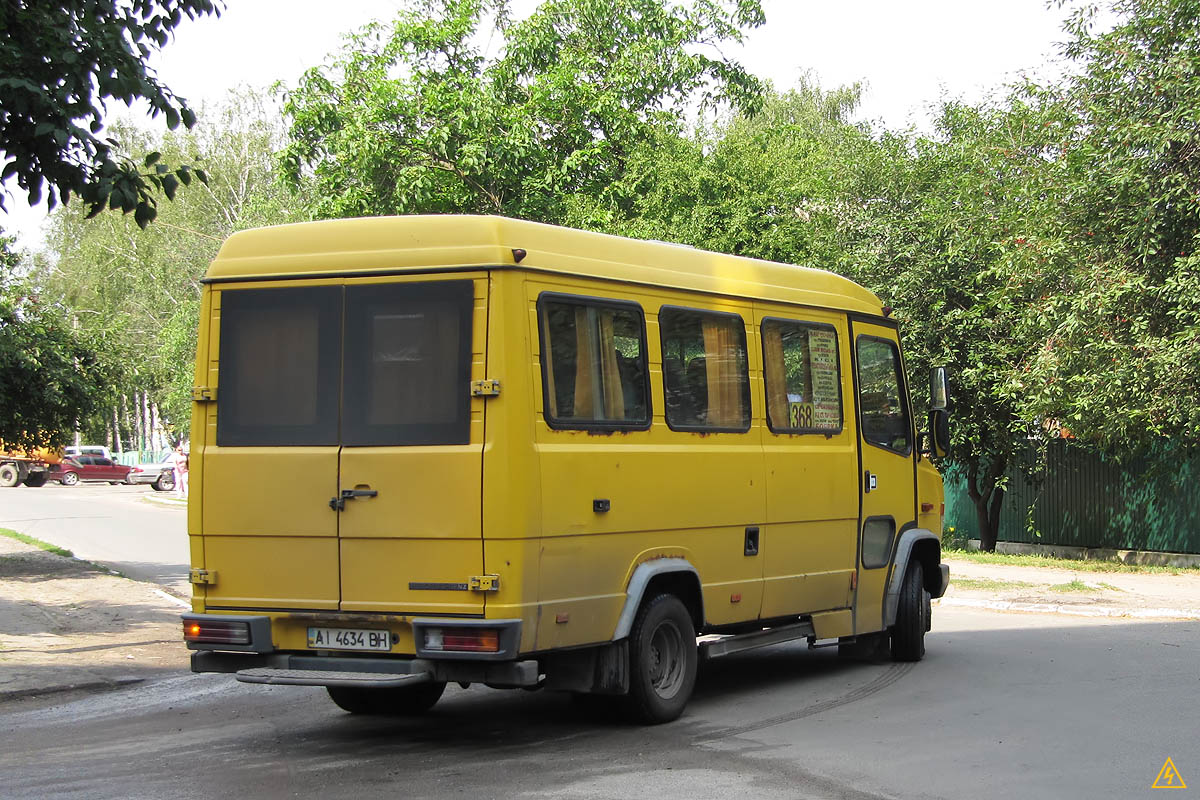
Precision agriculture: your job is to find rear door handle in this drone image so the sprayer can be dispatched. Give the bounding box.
[329,488,378,511]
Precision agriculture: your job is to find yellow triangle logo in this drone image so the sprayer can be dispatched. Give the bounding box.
[1153,758,1187,789]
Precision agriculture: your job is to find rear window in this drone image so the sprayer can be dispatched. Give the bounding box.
[342,282,473,446]
[217,286,341,447]
[216,281,474,447]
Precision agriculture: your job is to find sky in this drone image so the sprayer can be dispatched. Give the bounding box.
[1,0,1075,250]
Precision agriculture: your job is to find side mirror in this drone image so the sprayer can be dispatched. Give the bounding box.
[929,366,950,457]
[930,366,949,411]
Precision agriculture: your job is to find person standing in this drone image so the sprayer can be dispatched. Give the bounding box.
[172,444,189,499]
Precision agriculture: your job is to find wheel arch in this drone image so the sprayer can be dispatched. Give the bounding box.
[612,558,704,640]
[883,529,946,628]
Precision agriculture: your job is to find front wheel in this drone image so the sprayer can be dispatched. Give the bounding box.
[891,561,929,661]
[153,473,175,492]
[326,681,446,715]
[61,472,80,486]
[624,593,697,724]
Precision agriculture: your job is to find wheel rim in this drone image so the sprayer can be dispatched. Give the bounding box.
[64,473,78,485]
[647,619,686,699]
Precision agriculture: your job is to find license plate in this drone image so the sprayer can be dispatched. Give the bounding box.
[307,627,392,652]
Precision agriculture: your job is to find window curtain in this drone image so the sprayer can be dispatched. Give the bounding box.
[762,323,788,429]
[573,306,596,418]
[597,311,626,420]
[543,312,559,417]
[702,318,743,426]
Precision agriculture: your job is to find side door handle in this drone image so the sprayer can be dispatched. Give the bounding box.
[329,488,378,511]
[864,471,878,494]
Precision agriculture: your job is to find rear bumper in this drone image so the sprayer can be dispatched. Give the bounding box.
[191,650,540,688]
[185,613,534,687]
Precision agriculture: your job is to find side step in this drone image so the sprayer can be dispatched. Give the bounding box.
[236,668,433,688]
[698,620,816,660]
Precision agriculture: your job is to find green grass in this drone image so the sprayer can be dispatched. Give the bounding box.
[0,528,74,559]
[943,548,1198,575]
[949,577,1036,592]
[1048,580,1095,593]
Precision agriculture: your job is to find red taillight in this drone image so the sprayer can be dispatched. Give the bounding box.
[183,619,250,645]
[131,467,143,474]
[423,627,500,653]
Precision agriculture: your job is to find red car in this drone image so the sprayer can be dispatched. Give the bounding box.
[54,456,133,486]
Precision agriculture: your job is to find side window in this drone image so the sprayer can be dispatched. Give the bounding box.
[762,319,843,434]
[660,307,750,432]
[539,295,650,429]
[856,336,911,454]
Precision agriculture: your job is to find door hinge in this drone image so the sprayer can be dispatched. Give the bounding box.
[192,386,216,402]
[468,574,501,592]
[189,568,218,585]
[470,379,501,397]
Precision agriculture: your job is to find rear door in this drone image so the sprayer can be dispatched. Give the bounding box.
[201,277,487,613]
[202,283,342,610]
[337,277,487,614]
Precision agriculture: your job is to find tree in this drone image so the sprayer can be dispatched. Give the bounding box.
[829,95,1076,551]
[38,92,296,440]
[0,0,222,226]
[1022,0,1200,452]
[0,233,111,451]
[561,83,867,263]
[279,0,765,223]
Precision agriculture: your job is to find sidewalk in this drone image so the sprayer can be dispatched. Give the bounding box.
[941,557,1200,620]
[0,535,191,703]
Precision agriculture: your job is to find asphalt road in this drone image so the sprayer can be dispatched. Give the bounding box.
[0,482,189,593]
[1,487,1197,798]
[1,608,1196,799]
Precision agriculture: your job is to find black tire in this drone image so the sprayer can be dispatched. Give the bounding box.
[61,471,80,487]
[624,593,697,725]
[153,473,175,492]
[326,681,446,715]
[23,472,48,488]
[0,463,20,488]
[891,561,928,662]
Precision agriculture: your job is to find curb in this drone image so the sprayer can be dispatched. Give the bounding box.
[142,493,187,508]
[0,676,145,702]
[938,596,1200,620]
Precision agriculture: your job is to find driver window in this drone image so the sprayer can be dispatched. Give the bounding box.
[856,337,911,454]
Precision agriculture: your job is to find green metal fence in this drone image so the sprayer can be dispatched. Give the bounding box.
[943,442,1200,554]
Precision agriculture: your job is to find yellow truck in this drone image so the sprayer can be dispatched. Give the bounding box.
[183,215,950,723]
[0,444,58,487]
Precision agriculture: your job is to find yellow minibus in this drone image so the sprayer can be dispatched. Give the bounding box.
[182,215,950,723]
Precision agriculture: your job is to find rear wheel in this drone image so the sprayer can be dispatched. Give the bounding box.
[891,561,928,661]
[153,473,175,492]
[61,472,79,486]
[0,464,21,487]
[23,472,47,488]
[624,593,697,724]
[326,681,446,715]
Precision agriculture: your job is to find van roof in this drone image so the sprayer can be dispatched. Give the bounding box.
[205,215,883,315]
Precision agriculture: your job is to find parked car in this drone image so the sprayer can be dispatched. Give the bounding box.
[55,456,133,486]
[63,445,115,461]
[125,456,176,492]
